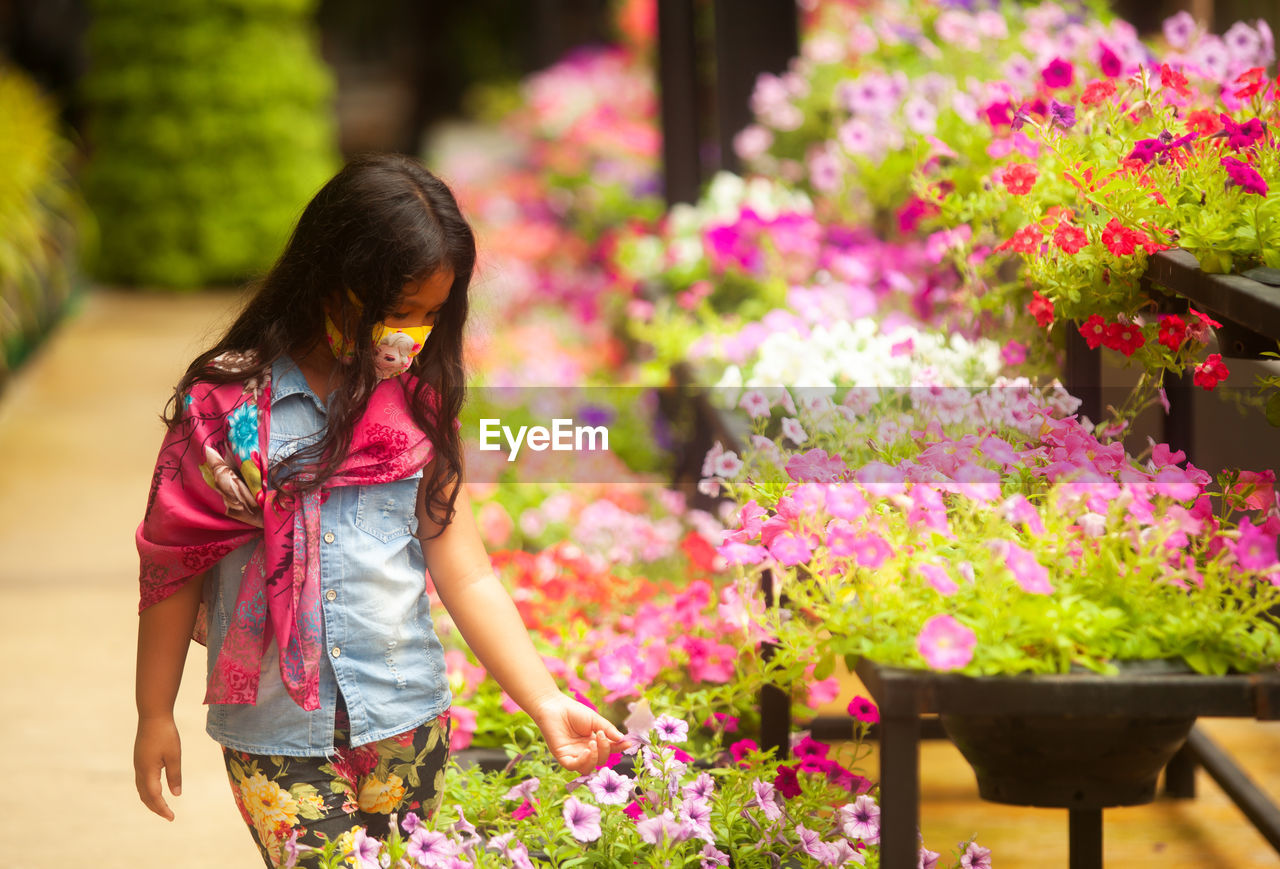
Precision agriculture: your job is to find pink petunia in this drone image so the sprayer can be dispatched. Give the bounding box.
[563,796,602,842]
[916,614,977,670]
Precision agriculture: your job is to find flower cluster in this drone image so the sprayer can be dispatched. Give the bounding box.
[709,383,1280,677]
[294,709,988,868]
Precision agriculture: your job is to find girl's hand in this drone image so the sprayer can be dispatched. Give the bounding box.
[530,693,629,775]
[135,715,183,821]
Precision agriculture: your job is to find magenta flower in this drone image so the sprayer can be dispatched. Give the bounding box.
[786,448,849,483]
[774,764,803,799]
[793,735,830,763]
[732,739,761,765]
[563,796,602,842]
[848,695,880,724]
[917,614,977,670]
[856,461,907,496]
[1222,156,1268,195]
[1097,42,1123,77]
[826,518,859,558]
[839,794,882,843]
[1041,57,1075,88]
[718,541,768,565]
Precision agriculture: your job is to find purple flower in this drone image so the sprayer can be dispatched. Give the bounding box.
[654,714,690,743]
[680,796,715,842]
[1222,156,1269,195]
[1220,115,1267,151]
[1049,99,1077,129]
[683,772,716,802]
[1041,57,1075,89]
[281,830,308,869]
[750,779,783,820]
[1224,21,1263,63]
[839,794,882,844]
[919,846,942,869]
[400,811,422,835]
[636,810,690,845]
[961,841,993,869]
[348,829,382,869]
[794,824,827,860]
[701,843,731,867]
[504,777,540,802]
[588,767,635,805]
[407,829,457,865]
[1163,11,1197,49]
[563,796,602,842]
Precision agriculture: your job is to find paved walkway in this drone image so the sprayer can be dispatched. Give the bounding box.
[2,289,1279,867]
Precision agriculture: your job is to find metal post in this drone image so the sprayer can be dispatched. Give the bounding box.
[759,567,791,759]
[879,702,921,868]
[657,0,701,205]
[1064,326,1103,426]
[1068,809,1104,869]
[710,0,798,175]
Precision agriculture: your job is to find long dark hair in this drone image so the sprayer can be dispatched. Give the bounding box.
[165,153,474,535]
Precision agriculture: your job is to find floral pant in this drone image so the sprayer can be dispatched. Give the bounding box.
[221,705,452,868]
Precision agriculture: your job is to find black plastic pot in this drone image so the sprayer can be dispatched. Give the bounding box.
[940,711,1196,809]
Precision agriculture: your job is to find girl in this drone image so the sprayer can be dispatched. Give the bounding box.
[134,153,626,867]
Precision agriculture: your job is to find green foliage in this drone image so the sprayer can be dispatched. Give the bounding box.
[0,67,87,382]
[80,0,339,288]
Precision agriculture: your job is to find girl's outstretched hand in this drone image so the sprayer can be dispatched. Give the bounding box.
[531,693,629,775]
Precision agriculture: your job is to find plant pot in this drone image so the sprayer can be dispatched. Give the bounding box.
[940,711,1196,809]
[451,747,512,773]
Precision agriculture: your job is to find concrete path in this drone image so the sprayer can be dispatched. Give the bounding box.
[2,289,1280,867]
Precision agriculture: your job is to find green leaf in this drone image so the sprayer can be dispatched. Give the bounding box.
[1266,393,1280,428]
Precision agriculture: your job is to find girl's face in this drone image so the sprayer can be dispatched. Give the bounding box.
[384,268,454,331]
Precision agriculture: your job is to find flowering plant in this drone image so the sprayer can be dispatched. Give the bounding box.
[292,707,990,868]
[707,382,1280,679]
[917,13,1278,393]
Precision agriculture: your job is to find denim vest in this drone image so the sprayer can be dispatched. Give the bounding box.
[203,357,452,756]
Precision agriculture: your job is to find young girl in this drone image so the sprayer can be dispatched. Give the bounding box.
[134,153,626,866]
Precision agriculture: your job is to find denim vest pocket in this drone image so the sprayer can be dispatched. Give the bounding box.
[355,475,421,542]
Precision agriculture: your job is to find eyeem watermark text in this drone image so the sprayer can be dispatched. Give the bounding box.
[479,418,610,462]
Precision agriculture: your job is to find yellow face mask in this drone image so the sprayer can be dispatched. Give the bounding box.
[324,314,433,380]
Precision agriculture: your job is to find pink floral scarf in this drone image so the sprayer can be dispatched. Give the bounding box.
[137,356,435,710]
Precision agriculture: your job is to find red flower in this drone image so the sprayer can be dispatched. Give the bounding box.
[1185,109,1223,136]
[1186,309,1222,344]
[1100,218,1137,256]
[847,696,880,724]
[1079,315,1108,350]
[1002,163,1038,195]
[1158,314,1187,351]
[1233,67,1267,100]
[1159,64,1191,98]
[1104,321,1145,357]
[1194,353,1229,390]
[1053,222,1089,254]
[1001,223,1044,254]
[774,764,803,799]
[1080,79,1117,105]
[1028,290,1055,328]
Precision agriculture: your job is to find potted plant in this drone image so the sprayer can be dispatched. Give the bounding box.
[704,381,1280,806]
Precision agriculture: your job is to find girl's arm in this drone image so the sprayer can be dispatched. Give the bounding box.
[133,573,204,821]
[417,477,627,774]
